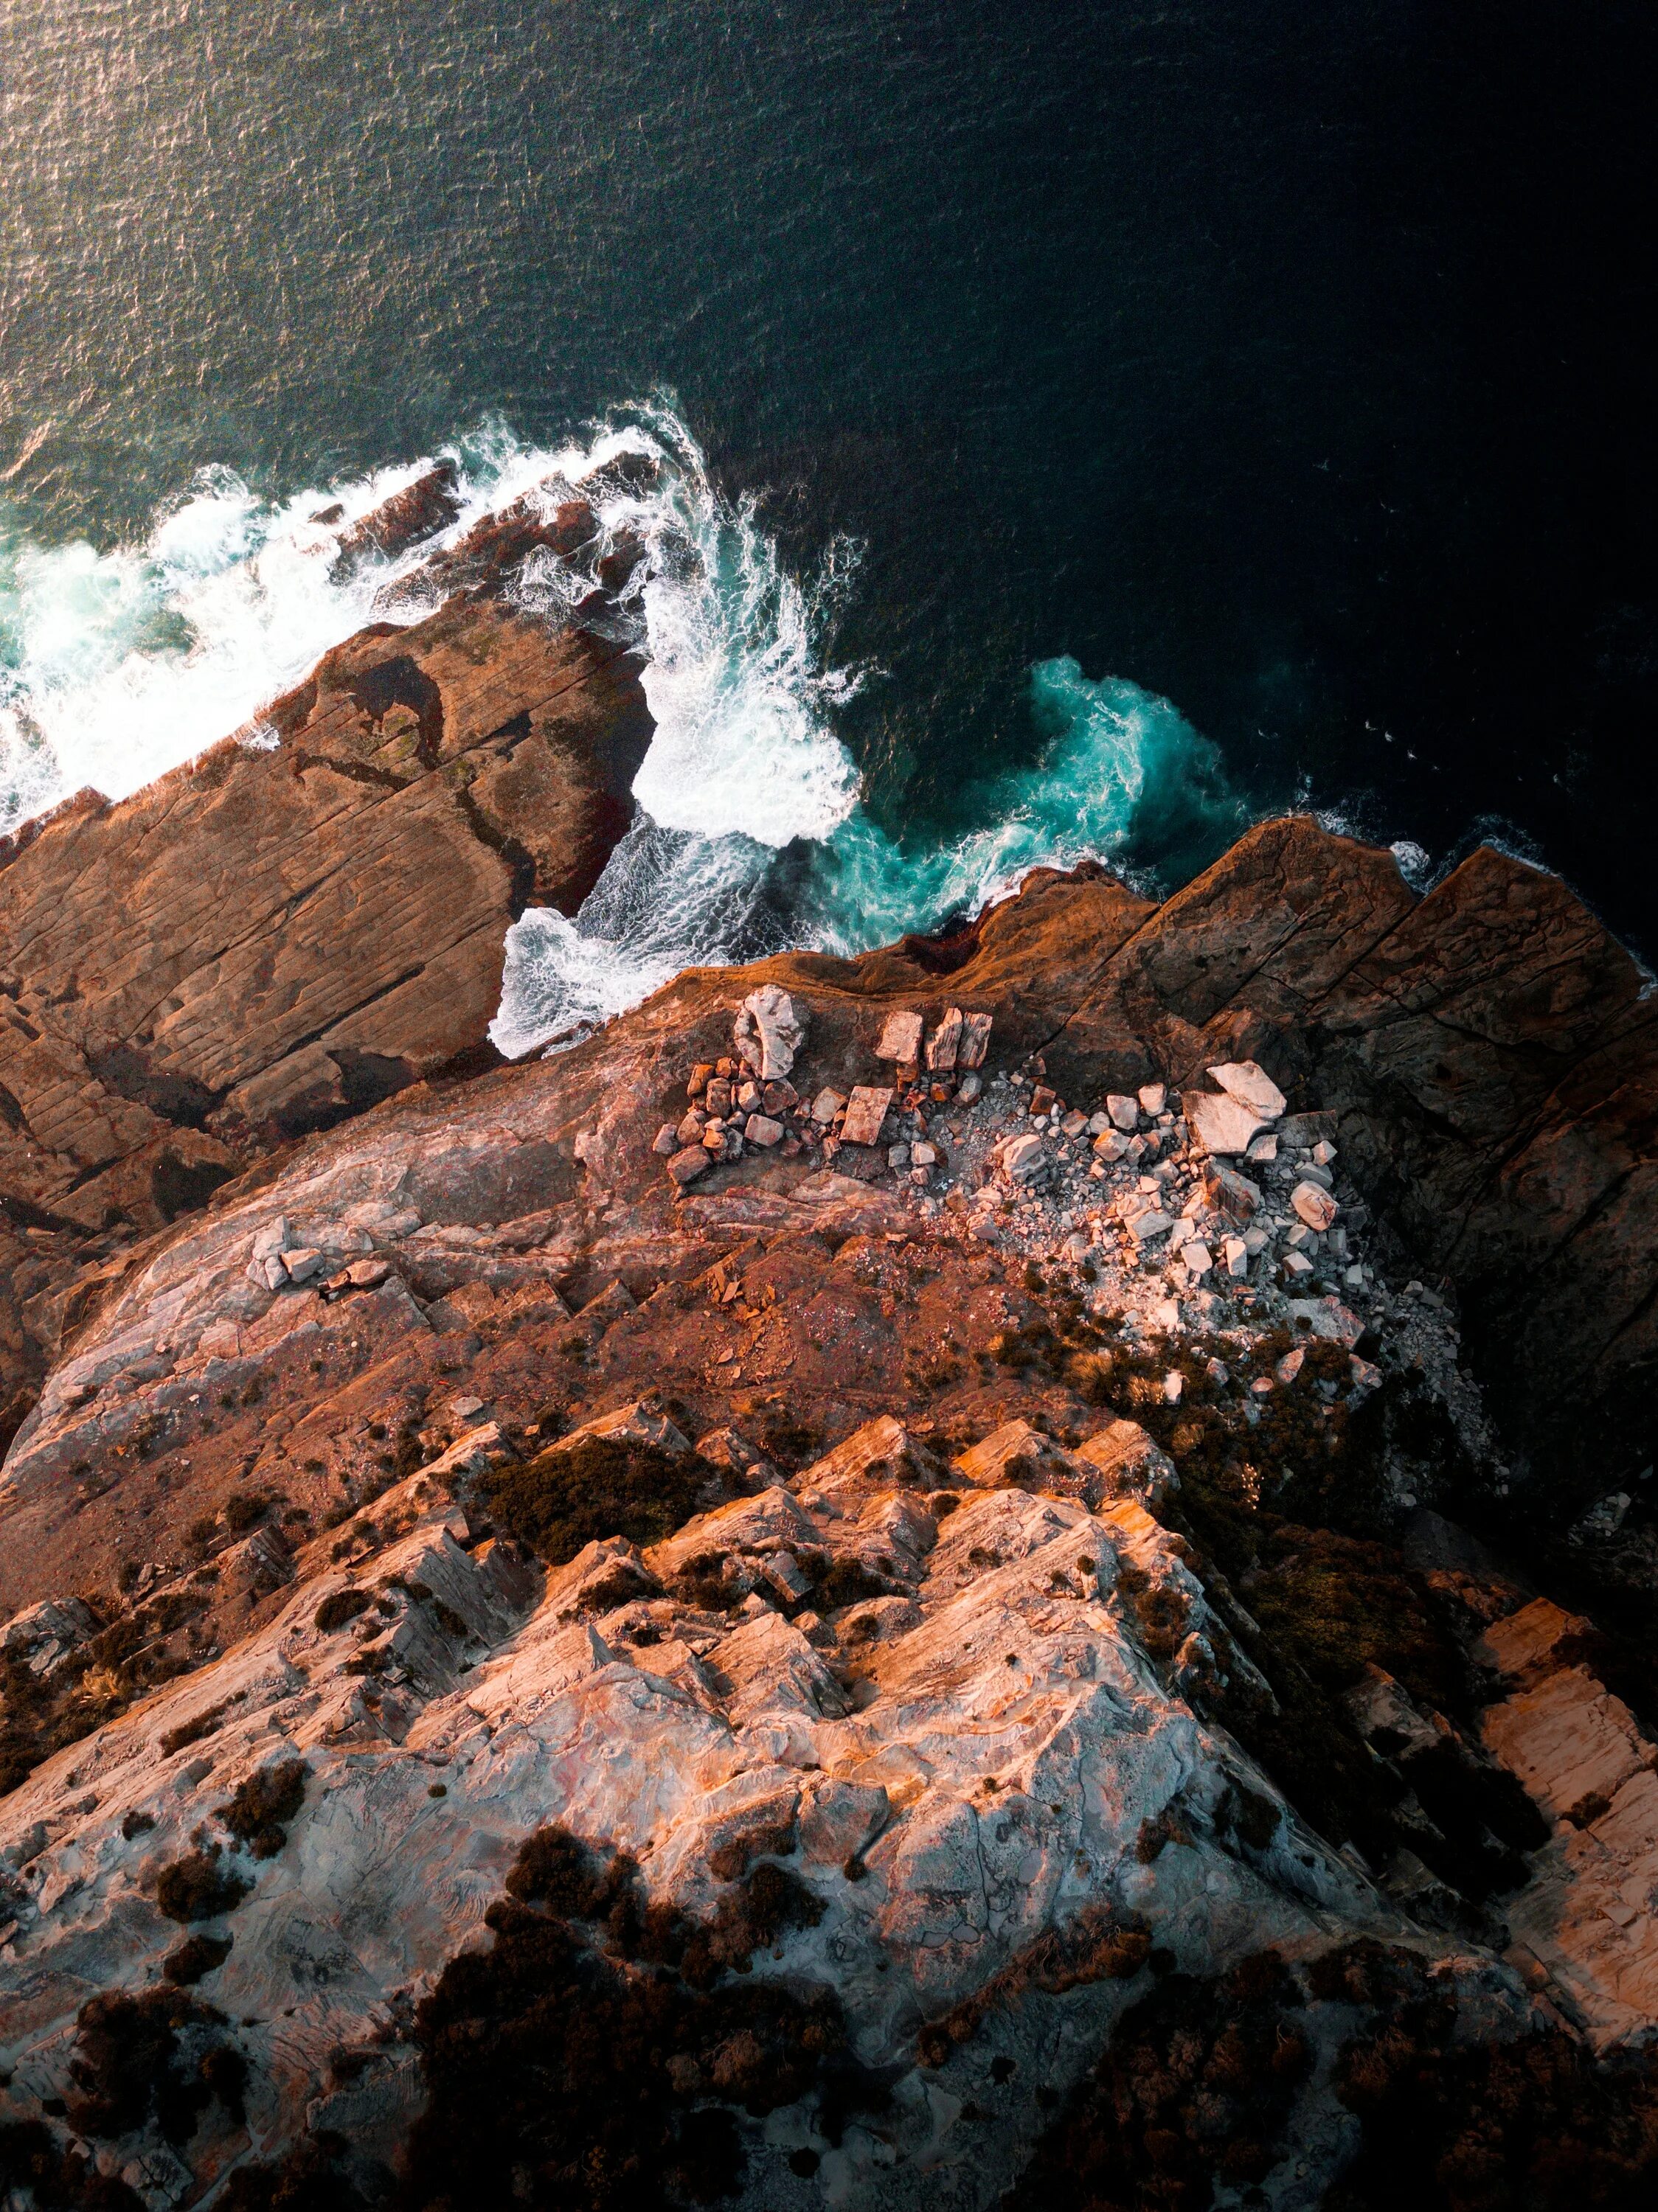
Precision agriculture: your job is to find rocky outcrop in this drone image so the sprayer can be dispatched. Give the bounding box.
[1039,821,1658,1495]
[0,482,656,1440]
[2,815,1657,2206]
[0,1414,1426,2210]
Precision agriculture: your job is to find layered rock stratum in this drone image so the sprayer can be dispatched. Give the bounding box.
[0,468,653,1455]
[3,549,1658,2209]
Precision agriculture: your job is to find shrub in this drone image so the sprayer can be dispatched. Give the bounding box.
[217,1759,308,1858]
[154,1850,250,1924]
[162,1933,233,1985]
[157,1701,229,1757]
[66,1988,244,2144]
[814,1556,895,1612]
[313,1587,372,1632]
[0,2115,145,2211]
[216,2135,366,2211]
[1006,1952,1311,2210]
[400,1825,877,2212]
[223,1489,277,1535]
[485,1436,708,1566]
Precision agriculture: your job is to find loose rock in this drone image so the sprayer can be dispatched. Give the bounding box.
[734,984,805,1080]
[841,1085,895,1147]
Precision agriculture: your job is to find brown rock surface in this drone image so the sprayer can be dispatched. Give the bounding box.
[1478,1595,1658,2048]
[0,547,653,1428]
[1,818,1650,1615]
[2,815,1656,2200]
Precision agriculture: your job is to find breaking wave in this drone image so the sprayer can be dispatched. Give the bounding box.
[0,398,1244,1060]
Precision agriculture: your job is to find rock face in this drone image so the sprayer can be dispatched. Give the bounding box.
[1,815,1657,2206]
[0,1419,1409,2210]
[0,492,654,1441]
[1023,823,1658,1492]
[0,601,648,1220]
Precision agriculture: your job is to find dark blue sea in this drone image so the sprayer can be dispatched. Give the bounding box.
[3,0,1654,1043]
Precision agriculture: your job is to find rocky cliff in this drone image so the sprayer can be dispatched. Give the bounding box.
[1,757,1657,2208]
[0,464,656,1458]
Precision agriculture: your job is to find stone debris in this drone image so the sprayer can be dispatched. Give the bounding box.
[957,1010,993,1068]
[1292,1180,1341,1231]
[999,1132,1047,1184]
[1202,1161,1262,1222]
[1106,1093,1140,1131]
[733,984,805,1080]
[321,1256,393,1298]
[925,1006,964,1071]
[1185,1088,1273,1156]
[812,1087,847,1124]
[744,1113,785,1147]
[875,1009,926,1065]
[1126,1208,1175,1244]
[652,1121,679,1155]
[1207,1060,1288,1120]
[667,1146,711,1186]
[840,1085,895,1147]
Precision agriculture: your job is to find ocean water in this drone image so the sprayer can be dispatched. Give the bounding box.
[3,0,1655,1045]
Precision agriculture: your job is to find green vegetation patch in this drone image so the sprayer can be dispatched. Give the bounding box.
[154,1850,251,1924]
[400,1823,880,2211]
[485,1435,710,1566]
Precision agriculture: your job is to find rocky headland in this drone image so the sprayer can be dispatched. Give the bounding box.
[2,510,1658,2210]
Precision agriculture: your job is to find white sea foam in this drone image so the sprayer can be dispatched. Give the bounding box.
[0,459,437,832]
[0,400,1241,1064]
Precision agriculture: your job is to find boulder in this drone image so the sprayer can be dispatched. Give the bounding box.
[1291,1180,1340,1231]
[1185,1090,1272,1156]
[957,1012,993,1068]
[841,1085,894,1147]
[1202,1161,1263,1222]
[1207,1060,1288,1120]
[1001,1133,1047,1183]
[926,1007,964,1071]
[875,1009,925,1064]
[734,985,805,1080]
